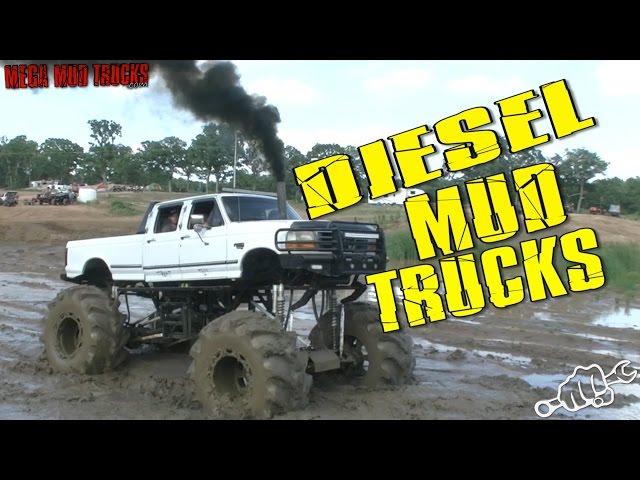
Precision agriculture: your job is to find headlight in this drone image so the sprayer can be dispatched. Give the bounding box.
[276,230,318,250]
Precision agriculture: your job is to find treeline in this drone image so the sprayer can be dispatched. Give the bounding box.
[0,119,347,198]
[1,119,638,214]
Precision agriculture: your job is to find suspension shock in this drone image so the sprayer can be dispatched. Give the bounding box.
[273,283,286,327]
[326,289,343,355]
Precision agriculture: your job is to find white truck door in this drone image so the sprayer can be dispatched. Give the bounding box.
[143,202,185,282]
[180,198,228,280]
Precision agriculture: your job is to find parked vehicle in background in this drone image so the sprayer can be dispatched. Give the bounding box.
[1,191,19,206]
[609,204,621,217]
[368,187,425,205]
[37,189,54,205]
[589,206,602,215]
[51,190,77,205]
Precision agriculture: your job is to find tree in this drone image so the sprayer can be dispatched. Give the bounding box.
[137,137,187,191]
[87,119,123,182]
[622,177,640,214]
[239,136,267,190]
[305,143,369,200]
[450,136,546,181]
[586,177,625,211]
[284,145,307,197]
[110,145,142,185]
[189,123,236,193]
[0,135,39,188]
[181,147,200,192]
[36,138,84,183]
[161,137,187,192]
[555,148,608,213]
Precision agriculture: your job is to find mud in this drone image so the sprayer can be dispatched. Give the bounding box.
[0,239,638,419]
[1,201,640,419]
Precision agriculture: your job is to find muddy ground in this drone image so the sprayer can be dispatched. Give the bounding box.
[1,201,639,419]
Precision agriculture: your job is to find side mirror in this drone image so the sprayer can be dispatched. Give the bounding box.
[189,214,209,233]
[194,223,209,233]
[190,214,205,226]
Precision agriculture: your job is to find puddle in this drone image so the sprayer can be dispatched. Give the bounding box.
[522,373,567,389]
[413,337,459,353]
[0,272,67,303]
[0,305,43,321]
[452,318,482,326]
[592,306,640,331]
[569,332,624,342]
[523,372,640,419]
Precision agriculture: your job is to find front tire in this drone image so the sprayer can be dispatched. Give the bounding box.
[189,311,311,418]
[42,286,129,374]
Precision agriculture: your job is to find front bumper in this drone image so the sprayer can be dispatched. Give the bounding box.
[276,221,387,277]
[279,251,386,276]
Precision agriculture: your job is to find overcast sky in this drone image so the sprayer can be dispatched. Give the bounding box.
[1,60,638,179]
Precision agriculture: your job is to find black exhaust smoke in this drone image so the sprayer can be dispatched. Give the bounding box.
[155,61,285,182]
[156,61,288,219]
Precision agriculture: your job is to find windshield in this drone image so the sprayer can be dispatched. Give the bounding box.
[222,196,301,222]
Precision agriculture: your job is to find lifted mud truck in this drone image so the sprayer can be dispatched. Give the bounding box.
[44,192,414,418]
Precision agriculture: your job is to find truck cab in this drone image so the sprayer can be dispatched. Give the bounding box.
[137,193,300,283]
[64,193,386,288]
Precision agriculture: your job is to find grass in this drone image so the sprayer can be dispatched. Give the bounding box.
[598,243,640,296]
[385,230,419,263]
[108,199,141,216]
[385,232,640,298]
[384,229,496,265]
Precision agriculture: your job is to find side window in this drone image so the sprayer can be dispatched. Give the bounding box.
[154,204,183,234]
[209,201,224,227]
[187,200,225,229]
[189,201,215,229]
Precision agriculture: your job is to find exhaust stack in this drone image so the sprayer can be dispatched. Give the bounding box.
[277,181,287,220]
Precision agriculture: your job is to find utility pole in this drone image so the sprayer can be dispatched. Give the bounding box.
[576,182,584,214]
[233,131,238,189]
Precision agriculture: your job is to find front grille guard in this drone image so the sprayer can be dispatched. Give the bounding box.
[275,226,385,254]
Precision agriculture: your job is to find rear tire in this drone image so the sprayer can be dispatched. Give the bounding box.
[310,302,415,386]
[42,286,129,374]
[189,311,311,418]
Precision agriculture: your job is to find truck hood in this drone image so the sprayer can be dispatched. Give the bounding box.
[289,220,381,232]
[225,219,298,233]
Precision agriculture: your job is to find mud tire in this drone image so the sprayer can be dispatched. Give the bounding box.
[189,310,311,419]
[310,302,415,386]
[42,286,129,374]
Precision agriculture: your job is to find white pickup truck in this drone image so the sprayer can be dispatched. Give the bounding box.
[63,192,386,287]
[46,192,414,419]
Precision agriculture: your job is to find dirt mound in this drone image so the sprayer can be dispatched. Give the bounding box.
[564,214,640,244]
[0,204,139,243]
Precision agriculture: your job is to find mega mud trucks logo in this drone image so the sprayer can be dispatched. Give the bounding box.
[3,63,150,89]
[294,79,605,333]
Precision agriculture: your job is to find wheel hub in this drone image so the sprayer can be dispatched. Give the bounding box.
[210,350,253,398]
[56,314,83,358]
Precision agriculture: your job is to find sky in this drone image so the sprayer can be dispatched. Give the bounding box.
[1,60,638,179]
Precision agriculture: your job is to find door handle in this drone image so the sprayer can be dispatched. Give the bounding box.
[181,235,190,240]
[146,239,156,243]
